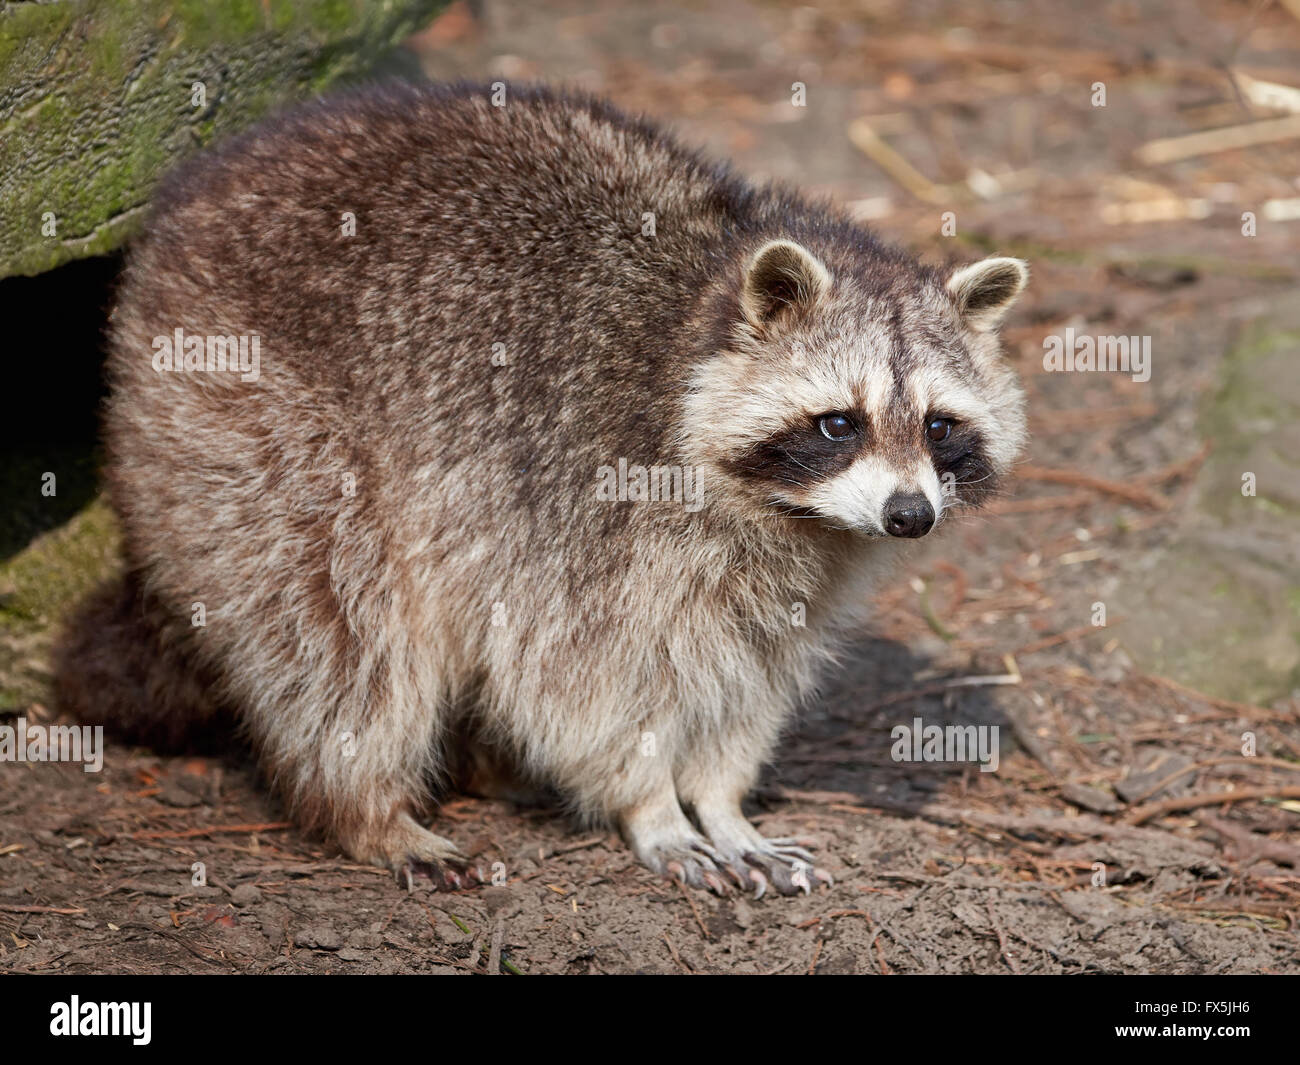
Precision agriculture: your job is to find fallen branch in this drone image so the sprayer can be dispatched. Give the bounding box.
[1144,673,1298,724]
[986,492,1095,515]
[1015,465,1170,509]
[1138,441,1212,487]
[778,788,1220,852]
[1124,756,1300,805]
[1200,815,1300,868]
[857,671,1021,713]
[1136,113,1300,165]
[129,821,293,841]
[1028,403,1158,433]
[1015,620,1121,656]
[986,898,1020,974]
[1126,786,1300,825]
[847,119,953,204]
[1232,71,1300,115]
[488,914,506,975]
[676,879,711,941]
[146,926,242,969]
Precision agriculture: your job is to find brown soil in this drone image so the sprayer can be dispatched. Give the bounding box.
[2,0,1298,974]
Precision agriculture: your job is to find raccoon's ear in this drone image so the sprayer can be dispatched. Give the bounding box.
[947,257,1029,332]
[740,240,830,329]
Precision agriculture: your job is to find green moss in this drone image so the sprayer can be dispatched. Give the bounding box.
[1288,588,1300,619]
[0,498,120,709]
[1200,325,1300,517]
[170,0,269,43]
[1,498,120,621]
[1,0,446,279]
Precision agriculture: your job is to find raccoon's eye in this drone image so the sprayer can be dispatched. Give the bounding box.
[926,417,954,443]
[818,413,856,441]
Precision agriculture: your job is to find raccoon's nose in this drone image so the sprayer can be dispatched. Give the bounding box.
[883,493,935,538]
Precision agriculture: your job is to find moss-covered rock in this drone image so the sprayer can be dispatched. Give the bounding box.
[0,0,445,279]
[0,497,119,707]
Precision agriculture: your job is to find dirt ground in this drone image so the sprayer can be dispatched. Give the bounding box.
[3,0,1300,974]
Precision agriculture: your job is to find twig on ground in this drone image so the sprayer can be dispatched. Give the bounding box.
[1126,786,1300,825]
[806,937,824,975]
[847,119,954,204]
[1028,403,1158,433]
[1015,621,1121,656]
[1015,465,1170,509]
[129,822,292,841]
[676,879,711,941]
[985,898,1020,974]
[1125,756,1300,805]
[662,932,691,973]
[1136,114,1300,165]
[986,492,1096,514]
[1138,441,1212,487]
[1144,673,1297,724]
[488,914,505,975]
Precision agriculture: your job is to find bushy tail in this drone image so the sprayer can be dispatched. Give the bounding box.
[55,572,235,753]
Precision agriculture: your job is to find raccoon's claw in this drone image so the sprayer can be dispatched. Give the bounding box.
[701,871,732,895]
[401,856,484,893]
[666,858,733,896]
[660,839,830,897]
[359,811,478,893]
[738,851,832,897]
[705,833,831,898]
[761,837,819,865]
[661,851,729,897]
[645,838,733,896]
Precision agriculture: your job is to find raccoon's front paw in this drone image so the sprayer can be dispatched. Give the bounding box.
[697,812,833,898]
[622,804,733,895]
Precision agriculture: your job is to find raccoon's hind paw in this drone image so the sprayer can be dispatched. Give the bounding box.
[348,811,483,893]
[400,855,485,894]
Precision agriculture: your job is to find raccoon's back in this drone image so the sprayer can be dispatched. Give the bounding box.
[115,83,747,395]
[106,83,766,523]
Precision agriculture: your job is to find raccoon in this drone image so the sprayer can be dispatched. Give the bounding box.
[59,82,1028,896]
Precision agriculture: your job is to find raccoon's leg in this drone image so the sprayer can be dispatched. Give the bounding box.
[676,743,833,898]
[338,808,482,893]
[263,684,486,892]
[616,774,733,896]
[239,640,481,890]
[531,718,728,892]
[693,789,832,897]
[297,759,486,889]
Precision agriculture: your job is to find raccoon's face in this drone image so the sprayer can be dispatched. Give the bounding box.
[685,239,1029,539]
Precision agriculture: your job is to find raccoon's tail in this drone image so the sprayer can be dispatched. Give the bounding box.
[55,572,235,753]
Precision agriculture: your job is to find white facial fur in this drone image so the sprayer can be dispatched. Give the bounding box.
[800,446,946,535]
[681,245,1028,540]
